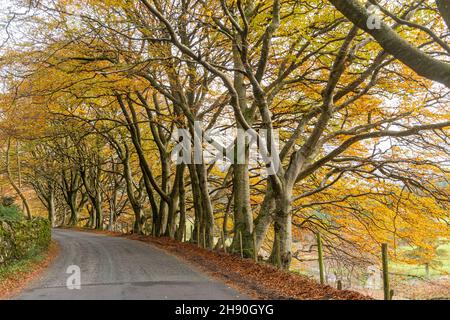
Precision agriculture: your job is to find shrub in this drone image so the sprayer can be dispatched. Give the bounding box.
[0,217,51,265]
[0,205,23,221]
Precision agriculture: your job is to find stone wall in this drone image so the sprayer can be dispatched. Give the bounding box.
[0,218,51,265]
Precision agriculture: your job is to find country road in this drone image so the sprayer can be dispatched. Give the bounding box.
[17,229,246,300]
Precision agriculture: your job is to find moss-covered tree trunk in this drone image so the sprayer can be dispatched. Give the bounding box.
[5,137,32,220]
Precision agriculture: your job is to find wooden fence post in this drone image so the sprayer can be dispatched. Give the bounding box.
[221,230,226,253]
[202,227,206,249]
[382,243,390,300]
[253,232,258,262]
[317,232,325,284]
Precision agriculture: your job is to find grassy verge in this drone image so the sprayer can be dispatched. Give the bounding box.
[0,242,58,299]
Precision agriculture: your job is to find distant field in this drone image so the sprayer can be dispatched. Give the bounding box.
[390,243,450,278]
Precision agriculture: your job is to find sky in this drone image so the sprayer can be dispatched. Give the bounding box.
[0,1,11,45]
[0,0,36,50]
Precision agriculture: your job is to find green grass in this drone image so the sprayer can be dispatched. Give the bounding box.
[390,243,450,278]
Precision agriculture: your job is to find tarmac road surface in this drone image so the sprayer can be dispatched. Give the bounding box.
[17,229,245,300]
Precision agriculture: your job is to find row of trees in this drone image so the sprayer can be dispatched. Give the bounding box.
[0,0,449,270]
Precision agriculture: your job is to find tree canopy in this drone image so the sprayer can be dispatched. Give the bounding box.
[0,0,449,271]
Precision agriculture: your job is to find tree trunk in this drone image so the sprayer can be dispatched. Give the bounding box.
[253,185,276,252]
[156,155,170,235]
[141,167,159,232]
[109,198,114,231]
[231,162,254,257]
[67,191,78,226]
[86,204,95,229]
[48,187,56,227]
[196,162,214,248]
[188,164,203,244]
[123,157,144,234]
[94,192,103,230]
[230,34,254,257]
[270,191,293,269]
[166,164,185,238]
[175,167,186,241]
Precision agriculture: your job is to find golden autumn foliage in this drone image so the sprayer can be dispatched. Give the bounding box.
[1,0,449,284]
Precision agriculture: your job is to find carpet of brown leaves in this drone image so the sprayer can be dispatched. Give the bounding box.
[392,278,450,300]
[0,242,59,300]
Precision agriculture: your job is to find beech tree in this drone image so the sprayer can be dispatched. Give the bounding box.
[1,0,449,271]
